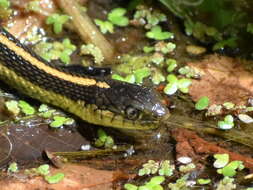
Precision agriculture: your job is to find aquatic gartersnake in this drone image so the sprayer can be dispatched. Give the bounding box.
[0,27,169,130]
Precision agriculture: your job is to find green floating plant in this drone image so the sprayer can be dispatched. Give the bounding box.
[163,74,191,95]
[197,178,211,185]
[124,176,165,190]
[46,13,70,34]
[35,38,76,64]
[94,128,115,149]
[38,104,56,118]
[50,116,74,128]
[112,74,135,84]
[155,42,176,54]
[138,160,159,176]
[218,115,234,130]
[178,65,203,78]
[213,154,229,168]
[179,163,196,173]
[7,162,18,173]
[113,68,151,85]
[217,161,244,177]
[223,102,235,110]
[81,44,104,64]
[133,5,167,29]
[0,0,10,8]
[146,26,174,40]
[36,164,50,176]
[216,177,236,190]
[25,0,41,13]
[0,0,12,19]
[139,176,165,190]
[158,160,174,177]
[195,96,209,110]
[5,100,20,116]
[124,183,138,190]
[166,59,177,72]
[143,46,155,53]
[18,100,35,115]
[94,19,114,34]
[151,71,165,85]
[168,174,189,190]
[214,154,244,181]
[44,173,65,184]
[108,8,129,27]
[151,53,164,65]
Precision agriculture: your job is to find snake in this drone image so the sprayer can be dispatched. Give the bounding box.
[0,27,169,130]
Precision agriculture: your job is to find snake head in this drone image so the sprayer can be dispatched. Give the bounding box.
[101,79,169,124]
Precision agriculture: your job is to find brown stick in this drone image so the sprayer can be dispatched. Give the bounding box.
[55,0,115,64]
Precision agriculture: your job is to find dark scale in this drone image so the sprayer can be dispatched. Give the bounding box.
[0,40,106,105]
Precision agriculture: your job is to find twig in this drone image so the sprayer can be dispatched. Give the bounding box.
[55,0,115,64]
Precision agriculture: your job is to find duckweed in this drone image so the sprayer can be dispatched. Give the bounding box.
[217,115,234,130]
[94,19,114,34]
[81,44,104,64]
[146,26,174,40]
[46,13,70,34]
[44,173,65,184]
[195,96,209,110]
[18,100,35,115]
[108,8,129,27]
[94,128,115,149]
[7,162,18,173]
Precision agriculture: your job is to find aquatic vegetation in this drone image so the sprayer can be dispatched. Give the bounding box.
[222,102,235,110]
[25,164,65,184]
[163,74,192,95]
[125,176,165,190]
[18,100,36,115]
[216,177,236,190]
[197,178,211,185]
[146,26,174,40]
[108,8,129,27]
[167,175,189,190]
[178,65,203,79]
[123,152,249,189]
[94,19,114,34]
[217,161,244,177]
[166,59,177,72]
[159,0,253,53]
[138,160,160,176]
[46,13,70,34]
[95,7,129,34]
[80,44,104,64]
[158,160,175,176]
[5,100,36,116]
[25,0,41,13]
[36,164,50,176]
[94,129,115,149]
[34,38,76,64]
[213,154,229,168]
[7,162,18,173]
[5,100,20,116]
[49,116,74,128]
[195,96,209,110]
[44,173,65,184]
[217,115,234,130]
[0,0,12,19]
[132,5,167,29]
[179,163,196,173]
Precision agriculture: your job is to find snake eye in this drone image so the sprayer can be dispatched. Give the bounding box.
[125,106,140,120]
